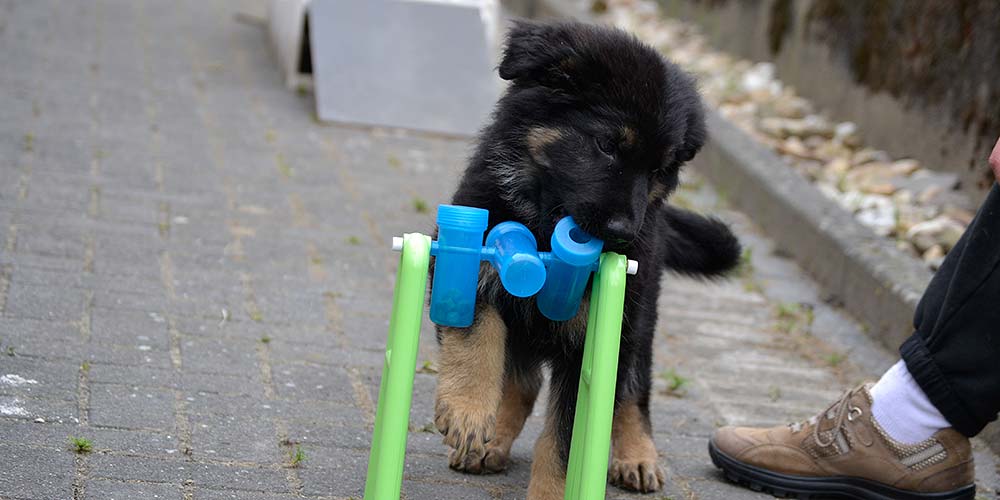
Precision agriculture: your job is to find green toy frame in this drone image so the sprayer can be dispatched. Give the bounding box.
[364,233,629,500]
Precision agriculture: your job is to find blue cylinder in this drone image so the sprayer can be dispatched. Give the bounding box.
[429,205,489,327]
[536,217,604,321]
[485,222,546,298]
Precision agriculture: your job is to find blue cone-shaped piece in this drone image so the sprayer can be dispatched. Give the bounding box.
[536,217,604,321]
[485,222,546,298]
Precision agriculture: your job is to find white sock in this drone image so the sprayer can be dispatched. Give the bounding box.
[870,360,951,444]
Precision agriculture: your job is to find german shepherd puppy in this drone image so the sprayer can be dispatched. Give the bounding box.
[432,21,741,498]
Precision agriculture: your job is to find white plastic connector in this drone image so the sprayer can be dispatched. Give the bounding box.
[391,236,404,252]
[626,259,639,275]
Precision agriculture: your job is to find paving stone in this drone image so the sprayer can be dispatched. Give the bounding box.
[0,356,80,401]
[270,363,355,404]
[188,414,283,464]
[8,265,89,289]
[297,448,367,497]
[0,395,80,424]
[92,289,169,314]
[86,478,183,500]
[3,252,81,273]
[91,307,170,350]
[84,344,174,370]
[188,461,290,493]
[179,336,259,376]
[687,477,778,500]
[5,281,86,321]
[14,221,86,259]
[191,488,300,500]
[89,384,175,430]
[88,455,193,484]
[402,481,494,500]
[87,364,264,398]
[0,445,75,499]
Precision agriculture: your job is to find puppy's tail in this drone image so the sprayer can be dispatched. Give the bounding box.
[658,205,742,278]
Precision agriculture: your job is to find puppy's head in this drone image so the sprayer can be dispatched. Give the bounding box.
[487,21,705,250]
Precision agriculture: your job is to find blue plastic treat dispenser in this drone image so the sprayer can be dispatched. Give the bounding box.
[536,217,604,321]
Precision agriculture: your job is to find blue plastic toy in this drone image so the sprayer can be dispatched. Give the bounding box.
[429,205,607,326]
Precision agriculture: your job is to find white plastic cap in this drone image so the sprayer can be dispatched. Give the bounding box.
[626,259,639,275]
[391,236,404,252]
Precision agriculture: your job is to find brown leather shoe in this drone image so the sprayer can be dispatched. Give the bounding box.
[709,384,975,499]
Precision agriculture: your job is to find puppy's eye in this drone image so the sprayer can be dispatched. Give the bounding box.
[595,136,618,157]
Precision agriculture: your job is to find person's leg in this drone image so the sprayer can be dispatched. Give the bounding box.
[710,146,1000,498]
[869,359,952,443]
[900,182,1000,437]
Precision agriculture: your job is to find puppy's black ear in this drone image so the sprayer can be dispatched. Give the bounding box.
[676,102,706,164]
[498,21,577,86]
[658,205,741,278]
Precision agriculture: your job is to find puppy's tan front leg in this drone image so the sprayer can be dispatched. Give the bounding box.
[527,416,565,500]
[481,372,541,473]
[608,400,664,492]
[435,306,506,473]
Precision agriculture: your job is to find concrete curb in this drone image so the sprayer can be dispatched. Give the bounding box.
[508,0,1000,455]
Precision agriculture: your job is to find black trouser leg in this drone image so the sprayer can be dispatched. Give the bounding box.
[900,184,1000,437]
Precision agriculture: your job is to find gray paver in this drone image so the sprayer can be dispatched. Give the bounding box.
[86,479,182,500]
[0,445,75,499]
[88,385,176,430]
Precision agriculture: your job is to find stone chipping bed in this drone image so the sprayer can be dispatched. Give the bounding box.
[599,0,978,270]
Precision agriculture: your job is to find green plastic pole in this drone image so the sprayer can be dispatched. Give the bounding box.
[565,253,628,500]
[364,233,431,500]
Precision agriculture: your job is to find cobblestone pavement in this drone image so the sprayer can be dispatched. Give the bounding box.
[1,1,998,499]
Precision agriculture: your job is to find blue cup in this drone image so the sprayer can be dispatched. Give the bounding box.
[536,217,604,321]
[429,205,489,327]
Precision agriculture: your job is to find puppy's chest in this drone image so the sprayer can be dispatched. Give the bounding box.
[478,266,590,346]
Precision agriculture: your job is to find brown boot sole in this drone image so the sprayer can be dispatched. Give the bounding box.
[708,439,975,500]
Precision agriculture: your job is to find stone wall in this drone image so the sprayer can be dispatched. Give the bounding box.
[659,0,1000,201]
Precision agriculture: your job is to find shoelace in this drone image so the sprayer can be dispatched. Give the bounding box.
[789,387,864,449]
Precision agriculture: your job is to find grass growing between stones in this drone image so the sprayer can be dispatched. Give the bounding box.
[416,360,438,374]
[248,308,263,322]
[387,153,401,169]
[289,445,306,467]
[412,197,429,214]
[68,436,92,454]
[826,352,845,367]
[772,301,863,384]
[734,248,762,293]
[768,386,782,402]
[276,153,293,179]
[660,368,689,398]
[774,302,814,335]
[409,421,437,433]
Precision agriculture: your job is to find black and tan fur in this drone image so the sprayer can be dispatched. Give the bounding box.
[432,21,742,497]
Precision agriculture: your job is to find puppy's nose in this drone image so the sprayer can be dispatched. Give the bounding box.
[603,216,635,244]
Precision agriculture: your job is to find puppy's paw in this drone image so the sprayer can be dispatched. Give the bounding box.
[435,397,496,473]
[608,458,664,493]
[481,440,512,473]
[445,441,509,474]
